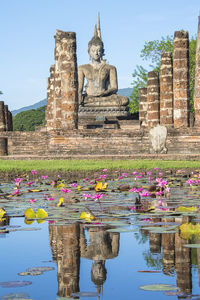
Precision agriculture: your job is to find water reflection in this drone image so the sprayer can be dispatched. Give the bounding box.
[49,223,80,297]
[141,216,193,295]
[49,223,120,298]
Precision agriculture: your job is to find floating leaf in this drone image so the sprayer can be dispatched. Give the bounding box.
[176,206,198,212]
[35,209,48,219]
[72,291,99,297]
[26,266,55,272]
[18,271,42,276]
[106,228,137,233]
[183,244,200,248]
[24,208,35,219]
[0,281,32,288]
[140,284,177,291]
[1,292,31,299]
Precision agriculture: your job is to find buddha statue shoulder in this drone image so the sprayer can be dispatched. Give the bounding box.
[78,18,129,110]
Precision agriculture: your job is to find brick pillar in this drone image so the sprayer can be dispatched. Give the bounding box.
[4,105,9,131]
[0,101,7,155]
[54,30,78,130]
[173,31,189,128]
[147,71,160,128]
[139,88,147,127]
[8,111,13,131]
[46,65,55,130]
[0,101,5,132]
[194,16,200,126]
[160,52,173,127]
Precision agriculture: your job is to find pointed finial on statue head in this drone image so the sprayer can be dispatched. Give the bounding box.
[94,24,98,37]
[98,12,101,39]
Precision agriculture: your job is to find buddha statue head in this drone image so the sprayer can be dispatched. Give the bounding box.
[88,14,104,62]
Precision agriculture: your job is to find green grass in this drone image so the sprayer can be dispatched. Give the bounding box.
[0,159,200,172]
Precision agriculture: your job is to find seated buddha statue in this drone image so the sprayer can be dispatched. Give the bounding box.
[78,18,129,115]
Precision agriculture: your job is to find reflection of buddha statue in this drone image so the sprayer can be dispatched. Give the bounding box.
[78,15,129,117]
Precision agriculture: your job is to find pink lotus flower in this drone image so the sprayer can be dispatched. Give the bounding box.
[83,178,89,181]
[26,181,34,186]
[115,170,119,173]
[92,193,104,201]
[148,177,153,182]
[146,171,152,175]
[14,178,23,184]
[139,191,151,197]
[129,187,144,193]
[118,176,123,180]
[13,189,20,195]
[47,197,55,201]
[159,172,163,176]
[155,191,163,196]
[82,193,92,200]
[57,174,61,178]
[31,170,37,175]
[132,171,137,175]
[139,172,144,175]
[41,175,48,180]
[154,167,159,170]
[129,206,136,211]
[70,183,78,187]
[186,179,195,186]
[29,199,36,203]
[60,188,71,193]
[103,168,107,172]
[165,187,171,193]
[136,175,142,179]
[89,181,94,184]
[122,173,128,177]
[99,174,107,180]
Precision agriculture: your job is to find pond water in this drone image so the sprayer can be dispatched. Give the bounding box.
[1,169,200,299]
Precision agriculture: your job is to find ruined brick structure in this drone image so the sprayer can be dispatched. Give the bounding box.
[0,101,12,155]
[46,30,78,131]
[1,17,200,157]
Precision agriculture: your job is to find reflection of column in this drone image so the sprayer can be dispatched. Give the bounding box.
[49,223,80,297]
[149,218,161,253]
[195,238,200,287]
[162,218,175,275]
[175,217,192,293]
[139,88,147,127]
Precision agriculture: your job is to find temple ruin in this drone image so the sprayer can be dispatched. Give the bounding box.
[1,16,200,157]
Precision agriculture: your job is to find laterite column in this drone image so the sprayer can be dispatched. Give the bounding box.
[54,30,78,130]
[0,101,7,155]
[173,31,189,128]
[46,65,55,130]
[147,71,160,128]
[194,16,200,126]
[160,52,173,127]
[139,88,147,127]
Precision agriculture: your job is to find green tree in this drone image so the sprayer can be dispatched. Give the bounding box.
[13,105,46,131]
[0,91,3,95]
[129,35,196,113]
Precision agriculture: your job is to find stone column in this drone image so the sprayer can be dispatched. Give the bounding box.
[160,52,173,127]
[4,105,9,131]
[139,88,147,127]
[8,111,13,131]
[173,31,189,128]
[194,16,200,126]
[0,101,7,155]
[147,71,160,128]
[54,30,78,130]
[46,65,55,130]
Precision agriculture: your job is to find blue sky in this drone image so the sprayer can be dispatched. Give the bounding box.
[0,0,200,110]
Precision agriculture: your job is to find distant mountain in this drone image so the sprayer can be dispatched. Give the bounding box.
[11,88,132,116]
[12,99,47,116]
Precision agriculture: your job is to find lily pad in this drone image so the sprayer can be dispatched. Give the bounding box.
[1,293,30,299]
[106,228,137,233]
[140,284,178,291]
[0,281,32,288]
[183,244,200,248]
[26,266,55,272]
[71,291,99,297]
